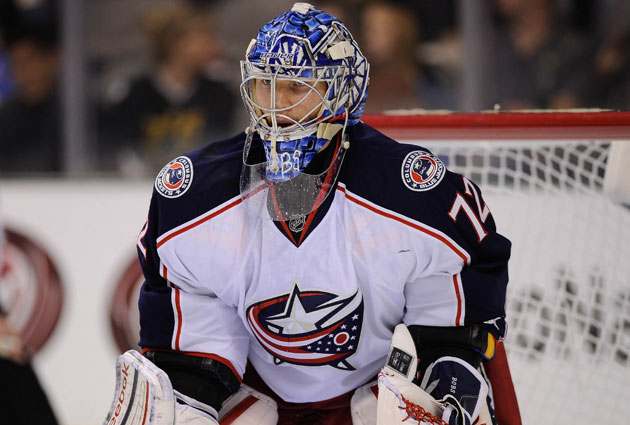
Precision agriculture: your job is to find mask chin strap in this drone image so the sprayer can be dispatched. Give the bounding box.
[313,82,352,153]
[316,121,343,146]
[316,102,352,152]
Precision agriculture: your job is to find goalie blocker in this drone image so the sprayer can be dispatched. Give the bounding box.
[371,324,496,425]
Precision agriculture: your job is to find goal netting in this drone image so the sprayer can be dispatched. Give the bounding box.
[364,111,630,425]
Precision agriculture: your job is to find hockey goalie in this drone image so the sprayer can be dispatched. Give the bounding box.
[103,3,519,425]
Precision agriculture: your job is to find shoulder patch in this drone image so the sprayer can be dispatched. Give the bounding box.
[155,156,194,198]
[401,150,445,191]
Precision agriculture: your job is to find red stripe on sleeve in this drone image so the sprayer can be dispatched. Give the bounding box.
[173,288,183,351]
[453,274,463,326]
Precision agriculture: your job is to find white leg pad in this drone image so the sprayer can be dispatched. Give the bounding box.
[218,384,278,425]
[351,381,378,425]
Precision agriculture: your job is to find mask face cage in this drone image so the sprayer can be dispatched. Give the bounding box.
[240,61,348,140]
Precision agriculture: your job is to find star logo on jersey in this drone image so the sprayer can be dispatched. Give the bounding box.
[155,156,194,198]
[401,150,445,192]
[246,282,364,370]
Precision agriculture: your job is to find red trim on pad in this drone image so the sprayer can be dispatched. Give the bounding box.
[220,395,258,424]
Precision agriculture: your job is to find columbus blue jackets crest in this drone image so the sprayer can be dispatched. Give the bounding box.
[155,156,194,198]
[401,150,445,192]
[247,284,364,371]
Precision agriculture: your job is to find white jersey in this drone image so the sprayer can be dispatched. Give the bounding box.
[137,123,510,403]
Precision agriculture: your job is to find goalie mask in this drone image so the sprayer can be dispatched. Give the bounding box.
[239,2,369,220]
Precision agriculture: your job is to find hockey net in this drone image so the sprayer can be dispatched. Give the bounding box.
[363,111,630,425]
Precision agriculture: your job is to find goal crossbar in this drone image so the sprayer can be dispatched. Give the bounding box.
[363,111,630,140]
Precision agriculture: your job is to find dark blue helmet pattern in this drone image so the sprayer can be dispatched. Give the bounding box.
[243,2,369,124]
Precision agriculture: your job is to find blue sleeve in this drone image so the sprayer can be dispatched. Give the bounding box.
[136,190,177,350]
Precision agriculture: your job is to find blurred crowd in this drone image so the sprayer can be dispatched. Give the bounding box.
[0,0,629,177]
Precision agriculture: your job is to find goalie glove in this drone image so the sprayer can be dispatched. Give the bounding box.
[377,324,446,425]
[103,350,279,425]
[103,350,218,425]
[419,356,489,425]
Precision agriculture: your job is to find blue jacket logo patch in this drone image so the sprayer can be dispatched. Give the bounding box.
[401,150,445,191]
[155,156,194,198]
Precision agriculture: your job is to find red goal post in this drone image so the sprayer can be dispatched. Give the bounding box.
[363,110,630,140]
[364,110,630,425]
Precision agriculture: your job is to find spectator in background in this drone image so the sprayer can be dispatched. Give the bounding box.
[583,28,630,110]
[0,26,61,175]
[408,0,456,44]
[582,0,630,110]
[100,2,236,176]
[0,36,14,104]
[488,0,592,110]
[313,0,358,33]
[359,0,456,113]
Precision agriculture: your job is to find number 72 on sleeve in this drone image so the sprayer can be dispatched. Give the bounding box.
[448,176,491,242]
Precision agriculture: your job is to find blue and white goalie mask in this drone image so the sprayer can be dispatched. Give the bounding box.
[240,2,369,220]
